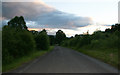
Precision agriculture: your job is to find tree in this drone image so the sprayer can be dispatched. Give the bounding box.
[105,28,111,33]
[105,24,120,33]
[55,30,66,45]
[49,35,55,45]
[30,30,39,35]
[35,29,50,50]
[111,24,120,32]
[8,16,28,30]
[2,16,35,65]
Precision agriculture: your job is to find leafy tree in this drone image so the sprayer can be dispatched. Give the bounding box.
[105,24,120,33]
[55,30,66,45]
[92,30,106,40]
[105,28,111,33]
[2,16,35,65]
[35,29,50,50]
[8,16,28,30]
[30,30,39,35]
[49,35,55,45]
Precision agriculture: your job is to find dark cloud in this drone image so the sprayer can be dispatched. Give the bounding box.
[2,2,93,29]
[2,2,55,20]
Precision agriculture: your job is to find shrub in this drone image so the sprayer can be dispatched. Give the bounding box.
[35,30,50,50]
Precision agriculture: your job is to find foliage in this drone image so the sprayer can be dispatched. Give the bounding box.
[2,26,35,65]
[2,16,50,66]
[62,24,120,68]
[55,30,66,45]
[35,29,50,50]
[63,24,120,49]
[49,35,55,45]
[8,16,28,30]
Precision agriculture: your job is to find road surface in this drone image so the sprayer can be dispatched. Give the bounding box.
[10,46,118,73]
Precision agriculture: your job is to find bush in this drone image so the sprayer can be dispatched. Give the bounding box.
[63,24,120,50]
[2,16,51,66]
[2,26,36,65]
[35,30,50,50]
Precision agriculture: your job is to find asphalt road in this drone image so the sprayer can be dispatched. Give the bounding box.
[11,46,118,73]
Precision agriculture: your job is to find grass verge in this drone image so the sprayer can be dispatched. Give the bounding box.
[67,46,118,69]
[2,46,54,72]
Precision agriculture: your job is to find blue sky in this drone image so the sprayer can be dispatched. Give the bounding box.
[44,0,118,24]
[2,0,119,36]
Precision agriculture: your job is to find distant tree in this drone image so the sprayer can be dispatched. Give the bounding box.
[55,30,66,45]
[105,24,120,33]
[70,36,74,39]
[40,29,47,33]
[49,35,55,45]
[8,16,28,30]
[105,28,111,33]
[92,30,105,40]
[75,34,79,37]
[35,29,50,50]
[111,24,120,32]
[30,30,39,35]
[62,23,120,56]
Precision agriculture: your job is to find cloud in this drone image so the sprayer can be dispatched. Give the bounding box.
[2,0,116,2]
[2,2,55,20]
[103,25,112,26]
[27,24,111,37]
[3,0,43,2]
[2,2,93,29]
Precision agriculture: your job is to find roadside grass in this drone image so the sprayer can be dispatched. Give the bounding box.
[68,46,118,69]
[2,46,54,72]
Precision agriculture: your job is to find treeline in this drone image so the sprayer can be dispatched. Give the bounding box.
[62,24,120,68]
[49,30,66,45]
[2,16,50,65]
[30,29,66,46]
[62,24,120,50]
[2,16,67,65]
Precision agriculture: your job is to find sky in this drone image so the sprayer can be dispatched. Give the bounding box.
[1,0,119,37]
[119,1,120,23]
